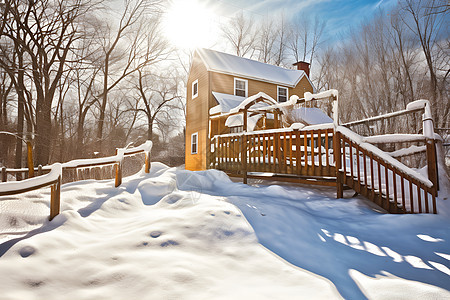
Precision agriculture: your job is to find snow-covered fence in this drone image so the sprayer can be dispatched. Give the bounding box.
[211,124,337,186]
[0,163,62,220]
[335,126,436,214]
[342,100,440,191]
[0,141,152,220]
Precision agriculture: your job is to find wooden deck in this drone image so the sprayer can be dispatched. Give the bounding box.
[210,125,438,214]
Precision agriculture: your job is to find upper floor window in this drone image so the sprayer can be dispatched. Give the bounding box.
[234,78,248,97]
[192,79,198,99]
[277,86,288,102]
[191,132,198,154]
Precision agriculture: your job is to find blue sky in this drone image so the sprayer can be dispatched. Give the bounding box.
[205,0,398,44]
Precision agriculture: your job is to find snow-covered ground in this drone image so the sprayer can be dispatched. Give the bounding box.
[0,162,449,299]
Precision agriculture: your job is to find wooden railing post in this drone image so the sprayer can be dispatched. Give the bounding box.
[115,148,123,187]
[1,166,6,182]
[426,138,438,193]
[115,162,122,187]
[333,130,344,198]
[242,135,248,184]
[242,109,248,184]
[49,176,61,220]
[145,152,151,173]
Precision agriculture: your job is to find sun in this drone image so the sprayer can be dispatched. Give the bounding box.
[163,0,218,49]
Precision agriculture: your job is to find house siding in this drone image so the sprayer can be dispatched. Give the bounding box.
[210,72,313,101]
[185,53,210,171]
[186,50,315,171]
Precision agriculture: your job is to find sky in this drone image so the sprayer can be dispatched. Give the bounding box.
[162,0,399,50]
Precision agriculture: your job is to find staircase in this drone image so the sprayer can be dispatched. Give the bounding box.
[335,126,437,214]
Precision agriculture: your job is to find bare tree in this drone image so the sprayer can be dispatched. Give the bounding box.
[93,0,167,153]
[221,11,257,58]
[400,0,449,127]
[0,0,98,165]
[132,69,182,141]
[288,14,326,65]
[256,18,277,64]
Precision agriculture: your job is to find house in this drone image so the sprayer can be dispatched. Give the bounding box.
[185,48,315,171]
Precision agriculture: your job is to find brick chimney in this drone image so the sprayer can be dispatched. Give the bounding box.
[293,61,310,77]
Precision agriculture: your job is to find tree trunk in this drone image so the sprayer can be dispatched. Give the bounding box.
[35,96,52,166]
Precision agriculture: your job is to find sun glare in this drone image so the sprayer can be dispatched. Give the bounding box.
[163,0,217,49]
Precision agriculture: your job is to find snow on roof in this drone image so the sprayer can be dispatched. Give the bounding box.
[290,107,333,126]
[196,48,306,87]
[229,92,277,114]
[210,92,246,115]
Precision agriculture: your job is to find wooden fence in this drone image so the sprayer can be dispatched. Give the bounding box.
[0,141,152,220]
[211,125,337,185]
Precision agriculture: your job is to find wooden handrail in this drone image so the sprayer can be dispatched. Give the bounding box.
[336,127,436,214]
[0,163,62,220]
[0,140,153,220]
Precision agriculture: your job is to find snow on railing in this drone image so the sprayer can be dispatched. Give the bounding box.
[335,126,437,214]
[0,140,153,220]
[303,89,339,126]
[0,163,62,220]
[341,99,439,190]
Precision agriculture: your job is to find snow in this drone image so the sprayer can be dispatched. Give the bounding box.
[388,145,427,158]
[123,140,152,154]
[229,92,277,114]
[304,89,338,101]
[289,107,333,125]
[337,126,433,187]
[225,114,262,131]
[197,48,306,87]
[0,163,61,194]
[210,92,246,115]
[0,162,449,299]
[406,99,429,111]
[62,141,151,168]
[363,134,426,144]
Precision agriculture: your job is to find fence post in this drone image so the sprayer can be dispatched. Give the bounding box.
[1,166,6,182]
[115,163,122,187]
[242,109,248,184]
[145,152,151,173]
[49,176,61,220]
[334,130,344,198]
[426,138,439,194]
[37,165,43,176]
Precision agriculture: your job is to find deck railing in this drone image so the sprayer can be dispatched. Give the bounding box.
[335,127,436,214]
[211,125,438,214]
[212,124,337,185]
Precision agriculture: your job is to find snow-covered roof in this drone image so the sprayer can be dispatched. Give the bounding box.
[210,92,279,115]
[196,48,307,88]
[230,92,277,114]
[210,92,246,115]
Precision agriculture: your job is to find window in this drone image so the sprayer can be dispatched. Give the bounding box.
[277,86,288,102]
[191,132,198,154]
[192,79,198,99]
[234,78,248,97]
